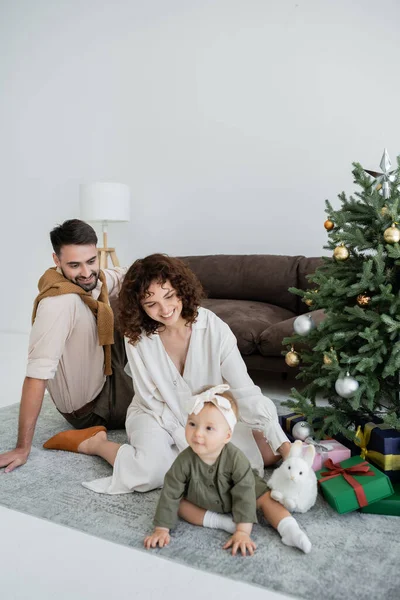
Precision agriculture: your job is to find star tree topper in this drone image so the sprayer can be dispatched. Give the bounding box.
[364,148,396,199]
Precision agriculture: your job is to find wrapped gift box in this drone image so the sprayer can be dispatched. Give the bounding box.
[307,439,351,471]
[279,414,351,470]
[360,482,400,516]
[316,456,394,514]
[333,432,360,456]
[291,438,351,471]
[353,418,400,482]
[279,412,324,440]
[334,418,400,482]
[279,413,306,437]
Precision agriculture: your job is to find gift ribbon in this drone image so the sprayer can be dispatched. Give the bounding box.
[355,423,400,472]
[318,459,375,508]
[305,437,334,452]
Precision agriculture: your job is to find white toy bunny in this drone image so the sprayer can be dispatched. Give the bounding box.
[267,440,318,513]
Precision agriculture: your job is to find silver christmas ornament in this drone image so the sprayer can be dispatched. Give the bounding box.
[293,314,315,336]
[292,421,314,441]
[335,372,359,399]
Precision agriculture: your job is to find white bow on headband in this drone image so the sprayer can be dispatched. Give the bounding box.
[188,384,237,431]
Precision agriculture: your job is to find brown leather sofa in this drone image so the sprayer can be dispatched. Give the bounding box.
[181,254,324,373]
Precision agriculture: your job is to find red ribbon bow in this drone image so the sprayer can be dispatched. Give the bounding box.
[318,459,375,508]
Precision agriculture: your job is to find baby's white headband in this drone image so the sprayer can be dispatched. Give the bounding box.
[188,384,237,432]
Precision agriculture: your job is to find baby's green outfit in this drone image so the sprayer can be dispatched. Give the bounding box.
[154,442,269,529]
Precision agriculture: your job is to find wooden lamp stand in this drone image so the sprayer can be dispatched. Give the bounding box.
[98,223,120,269]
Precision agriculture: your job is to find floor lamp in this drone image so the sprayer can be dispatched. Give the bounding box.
[80,182,130,269]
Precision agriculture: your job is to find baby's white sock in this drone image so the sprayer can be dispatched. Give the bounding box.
[202,511,236,534]
[277,516,312,554]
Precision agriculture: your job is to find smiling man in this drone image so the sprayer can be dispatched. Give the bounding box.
[55,244,100,291]
[0,219,133,473]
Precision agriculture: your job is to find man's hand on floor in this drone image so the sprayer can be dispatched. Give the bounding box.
[0,447,30,473]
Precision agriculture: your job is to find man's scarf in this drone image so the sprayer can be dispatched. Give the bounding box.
[32,267,114,375]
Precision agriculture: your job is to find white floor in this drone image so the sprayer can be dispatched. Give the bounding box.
[0,332,296,600]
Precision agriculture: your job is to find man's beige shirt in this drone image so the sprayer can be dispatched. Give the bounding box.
[27,267,126,414]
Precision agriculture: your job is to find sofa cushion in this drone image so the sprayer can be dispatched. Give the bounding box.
[202,298,295,355]
[258,308,326,356]
[182,254,302,313]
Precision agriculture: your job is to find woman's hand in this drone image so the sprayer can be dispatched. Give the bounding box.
[144,527,171,549]
[223,530,256,556]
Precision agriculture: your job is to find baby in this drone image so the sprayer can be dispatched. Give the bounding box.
[144,384,311,555]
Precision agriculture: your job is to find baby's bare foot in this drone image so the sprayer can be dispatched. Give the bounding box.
[78,430,107,454]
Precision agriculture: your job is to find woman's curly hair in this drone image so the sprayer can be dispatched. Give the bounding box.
[118,254,205,345]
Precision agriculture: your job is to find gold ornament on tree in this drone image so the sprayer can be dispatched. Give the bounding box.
[304,289,318,307]
[383,223,400,244]
[324,219,335,231]
[356,293,371,307]
[333,244,349,261]
[323,347,337,366]
[380,205,389,217]
[285,346,300,367]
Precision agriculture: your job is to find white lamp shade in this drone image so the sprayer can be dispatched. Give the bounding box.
[80,182,130,222]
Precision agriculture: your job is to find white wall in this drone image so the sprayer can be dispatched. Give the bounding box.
[1,0,400,333]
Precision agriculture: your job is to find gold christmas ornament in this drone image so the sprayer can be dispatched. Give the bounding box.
[323,347,337,366]
[333,244,349,261]
[380,205,389,217]
[304,289,318,307]
[285,347,300,367]
[383,223,400,244]
[357,293,371,307]
[324,219,335,231]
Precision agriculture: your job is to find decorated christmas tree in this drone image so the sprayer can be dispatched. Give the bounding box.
[284,149,400,441]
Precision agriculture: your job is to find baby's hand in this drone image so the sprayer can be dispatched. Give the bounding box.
[223,531,257,556]
[144,527,171,549]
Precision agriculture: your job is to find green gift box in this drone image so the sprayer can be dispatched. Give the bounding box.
[316,456,394,515]
[360,482,400,516]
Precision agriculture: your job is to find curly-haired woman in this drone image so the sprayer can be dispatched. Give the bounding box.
[43,254,312,551]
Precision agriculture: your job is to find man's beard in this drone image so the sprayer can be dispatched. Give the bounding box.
[61,269,100,292]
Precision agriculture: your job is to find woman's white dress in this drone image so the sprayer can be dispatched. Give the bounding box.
[83,308,289,494]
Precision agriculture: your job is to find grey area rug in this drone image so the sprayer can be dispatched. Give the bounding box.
[1,398,399,600]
